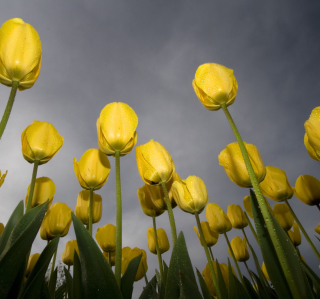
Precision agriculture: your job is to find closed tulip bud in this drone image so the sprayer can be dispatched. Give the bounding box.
[25,253,40,277]
[294,175,320,206]
[97,102,138,156]
[219,142,266,188]
[305,107,320,160]
[21,121,64,165]
[261,262,270,281]
[273,203,294,231]
[75,190,102,224]
[136,140,175,185]
[121,247,148,281]
[194,221,219,247]
[304,134,320,161]
[243,195,272,219]
[228,236,249,262]
[0,170,7,187]
[0,223,4,236]
[0,18,41,90]
[171,175,208,214]
[206,203,232,234]
[73,149,111,190]
[147,228,170,254]
[95,224,116,252]
[288,223,301,247]
[62,240,79,266]
[192,63,238,111]
[137,185,165,217]
[227,204,248,229]
[315,223,320,235]
[25,177,55,209]
[103,251,116,266]
[259,166,293,202]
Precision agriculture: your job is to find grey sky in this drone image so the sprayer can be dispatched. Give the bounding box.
[1,1,320,296]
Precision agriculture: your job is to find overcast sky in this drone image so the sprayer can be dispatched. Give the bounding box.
[1,1,320,296]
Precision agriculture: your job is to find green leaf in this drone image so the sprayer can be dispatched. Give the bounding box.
[73,251,83,299]
[216,260,228,299]
[72,213,122,299]
[163,261,168,286]
[243,276,259,299]
[55,283,67,299]
[41,280,51,299]
[315,236,320,243]
[196,268,211,299]
[7,261,28,298]
[250,271,277,299]
[49,268,58,298]
[64,267,73,299]
[301,259,320,294]
[139,275,159,299]
[178,271,203,299]
[228,260,250,299]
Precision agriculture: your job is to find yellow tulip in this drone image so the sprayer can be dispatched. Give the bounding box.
[288,223,301,247]
[192,63,238,111]
[25,253,40,277]
[147,227,170,255]
[171,175,208,214]
[228,236,249,262]
[136,139,175,185]
[261,262,270,281]
[0,170,7,187]
[218,142,266,188]
[21,121,64,165]
[259,166,293,202]
[137,185,165,217]
[194,221,219,247]
[227,204,248,229]
[97,102,138,156]
[121,247,148,281]
[206,203,232,234]
[0,18,41,90]
[272,203,294,231]
[0,223,4,236]
[315,223,320,235]
[305,107,320,160]
[62,240,79,266]
[73,149,111,190]
[243,195,272,219]
[103,251,116,266]
[75,190,102,224]
[24,177,55,209]
[294,175,320,206]
[304,133,320,161]
[95,224,116,252]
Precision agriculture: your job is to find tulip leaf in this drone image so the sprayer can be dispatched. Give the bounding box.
[178,271,203,299]
[73,251,83,299]
[55,283,67,299]
[7,261,27,299]
[41,280,51,299]
[49,268,58,298]
[228,260,250,299]
[163,261,168,286]
[216,260,228,299]
[250,271,277,299]
[121,254,142,299]
[0,202,48,298]
[196,268,211,299]
[64,267,73,299]
[301,259,320,293]
[243,276,259,299]
[139,275,159,299]
[72,213,122,299]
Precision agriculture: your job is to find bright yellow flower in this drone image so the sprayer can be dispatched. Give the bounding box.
[305,107,320,160]
[194,221,219,247]
[95,224,116,252]
[62,240,79,266]
[137,185,165,217]
[219,142,266,188]
[315,223,320,235]
[0,170,7,187]
[103,251,116,266]
[193,63,238,111]
[228,236,249,262]
[206,203,232,234]
[25,253,40,277]
[227,204,248,229]
[243,195,272,219]
[304,133,320,161]
[272,203,294,231]
[0,223,4,236]
[121,247,148,281]
[75,190,102,224]
[73,149,111,190]
[147,227,170,255]
[171,175,208,214]
[136,140,175,185]
[97,102,138,156]
[21,121,64,165]
[0,18,41,90]
[288,223,301,247]
[261,262,270,281]
[294,175,320,206]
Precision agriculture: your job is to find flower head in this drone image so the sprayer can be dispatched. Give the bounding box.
[75,190,102,224]
[206,203,232,234]
[137,185,165,217]
[147,228,170,255]
[26,253,40,277]
[121,247,148,281]
[272,203,294,231]
[294,175,320,206]
[305,107,320,160]
[228,236,250,262]
[62,240,79,266]
[95,224,116,252]
[227,204,248,229]
[288,223,301,247]
[194,221,219,247]
[0,170,7,187]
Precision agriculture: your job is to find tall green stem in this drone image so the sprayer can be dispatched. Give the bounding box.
[25,160,40,213]
[49,247,57,286]
[152,216,164,283]
[115,151,122,286]
[209,247,214,261]
[142,263,149,285]
[195,212,222,299]
[244,261,257,292]
[88,188,93,236]
[0,81,19,139]
[244,212,258,243]
[161,182,177,245]
[241,227,252,248]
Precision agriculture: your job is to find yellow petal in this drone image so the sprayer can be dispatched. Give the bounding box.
[25,177,55,208]
[75,190,102,224]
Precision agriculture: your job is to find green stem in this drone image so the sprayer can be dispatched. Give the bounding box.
[241,227,252,249]
[244,261,257,293]
[142,263,148,285]
[244,212,258,243]
[209,247,214,261]
[0,81,19,139]
[49,247,57,286]
[161,182,177,245]
[195,212,222,299]
[108,251,111,267]
[25,160,40,213]
[284,199,320,261]
[88,188,93,236]
[152,216,164,283]
[114,151,122,286]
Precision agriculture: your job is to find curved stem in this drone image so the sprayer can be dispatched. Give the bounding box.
[244,212,258,243]
[244,261,257,292]
[241,227,252,249]
[25,160,40,213]
[152,216,164,283]
[88,188,93,236]
[209,247,214,261]
[161,182,177,245]
[49,247,57,286]
[0,81,19,139]
[142,263,148,285]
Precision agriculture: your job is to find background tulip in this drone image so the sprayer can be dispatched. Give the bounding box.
[228,236,249,262]
[75,190,102,224]
[227,204,248,229]
[261,262,270,281]
[62,240,79,266]
[304,133,320,161]
[95,224,116,252]
[137,185,165,217]
[0,170,7,187]
[147,227,170,254]
[315,223,320,235]
[288,223,301,247]
[206,203,232,234]
[0,223,4,236]
[121,247,148,281]
[294,175,320,206]
[305,107,320,160]
[243,195,272,219]
[25,253,40,277]
[273,203,294,231]
[194,221,219,247]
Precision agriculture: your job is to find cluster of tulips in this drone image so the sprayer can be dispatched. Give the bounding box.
[1,17,320,299]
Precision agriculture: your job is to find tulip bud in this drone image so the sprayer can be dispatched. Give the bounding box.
[25,253,40,277]
[227,204,248,229]
[0,18,42,90]
[62,240,79,266]
[121,247,148,281]
[294,175,320,206]
[137,185,165,217]
[261,262,270,281]
[288,223,301,247]
[73,149,111,190]
[0,223,3,236]
[97,102,138,156]
[21,121,64,165]
[75,190,102,225]
[194,221,219,247]
[315,223,320,235]
[305,107,320,160]
[95,224,116,252]
[219,142,266,188]
[243,195,272,219]
[171,175,208,214]
[136,140,175,185]
[192,63,238,111]
[228,236,250,262]
[0,170,7,187]
[206,203,232,234]
[147,227,170,255]
[103,251,116,266]
[272,203,294,231]
[304,134,320,161]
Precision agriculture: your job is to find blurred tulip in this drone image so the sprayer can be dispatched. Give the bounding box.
[0,223,4,236]
[261,262,270,281]
[294,175,320,206]
[95,224,116,252]
[273,203,294,231]
[219,142,266,188]
[73,149,111,190]
[305,107,320,160]
[315,223,320,235]
[243,195,272,219]
[25,253,40,277]
[0,18,41,90]
[228,236,249,262]
[121,247,148,281]
[147,227,170,255]
[21,121,64,165]
[97,102,138,156]
[206,203,232,234]
[192,63,238,111]
[304,133,320,161]
[171,175,208,214]
[103,251,116,266]
[137,185,165,217]
[288,223,301,247]
[194,221,219,247]
[227,204,248,229]
[62,240,79,266]
[75,190,102,225]
[0,170,7,187]
[136,139,175,185]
